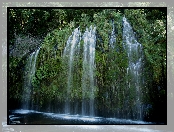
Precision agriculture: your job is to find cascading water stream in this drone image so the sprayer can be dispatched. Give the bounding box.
[22,48,40,109]
[82,26,96,116]
[63,25,96,116]
[63,27,81,114]
[123,16,143,120]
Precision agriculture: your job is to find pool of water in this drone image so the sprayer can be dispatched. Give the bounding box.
[8,109,155,125]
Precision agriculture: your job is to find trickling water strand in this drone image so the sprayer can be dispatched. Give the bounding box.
[109,20,116,49]
[22,48,40,109]
[123,17,143,120]
[63,27,81,114]
[82,25,96,116]
[31,48,40,76]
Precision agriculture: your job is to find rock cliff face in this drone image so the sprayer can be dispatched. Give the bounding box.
[9,34,42,59]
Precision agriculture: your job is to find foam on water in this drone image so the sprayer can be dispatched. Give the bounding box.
[43,112,101,122]
[11,109,41,114]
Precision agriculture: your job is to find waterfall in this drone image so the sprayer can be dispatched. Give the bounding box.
[21,19,144,120]
[82,25,96,116]
[22,48,40,109]
[123,17,143,120]
[63,25,96,116]
[61,19,145,120]
[63,27,81,114]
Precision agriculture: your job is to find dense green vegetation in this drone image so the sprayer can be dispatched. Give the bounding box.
[8,8,167,122]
